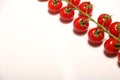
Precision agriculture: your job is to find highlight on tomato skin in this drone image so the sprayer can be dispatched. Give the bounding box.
[104,38,119,55]
[48,0,63,13]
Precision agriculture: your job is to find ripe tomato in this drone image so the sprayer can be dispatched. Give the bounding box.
[48,0,62,13]
[109,22,120,38]
[60,6,74,21]
[73,16,89,33]
[118,53,120,63]
[104,38,119,54]
[68,0,81,7]
[88,27,104,44]
[97,14,112,29]
[78,1,93,17]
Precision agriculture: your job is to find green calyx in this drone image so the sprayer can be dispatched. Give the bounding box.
[117,23,120,29]
[79,20,86,26]
[65,7,72,13]
[94,29,102,37]
[86,2,92,9]
[115,43,120,49]
[117,23,120,39]
[53,0,58,4]
[105,15,111,20]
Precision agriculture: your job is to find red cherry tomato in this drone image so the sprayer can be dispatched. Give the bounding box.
[109,22,120,38]
[118,53,120,63]
[104,38,119,54]
[78,1,93,17]
[60,6,74,21]
[48,0,62,13]
[88,27,104,44]
[68,0,81,7]
[73,16,89,33]
[97,14,112,29]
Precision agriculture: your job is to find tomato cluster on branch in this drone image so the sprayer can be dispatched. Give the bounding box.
[47,0,120,64]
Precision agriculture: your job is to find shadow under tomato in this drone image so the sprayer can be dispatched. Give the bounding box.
[103,50,117,58]
[48,10,59,15]
[59,18,73,24]
[117,62,120,68]
[73,29,87,36]
[88,40,103,47]
[38,0,48,2]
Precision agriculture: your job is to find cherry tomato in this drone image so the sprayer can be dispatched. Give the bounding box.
[60,6,74,21]
[88,27,104,44]
[118,53,120,63]
[78,1,93,17]
[48,0,62,13]
[73,16,89,33]
[104,38,119,54]
[97,14,112,29]
[109,22,120,38]
[68,0,81,7]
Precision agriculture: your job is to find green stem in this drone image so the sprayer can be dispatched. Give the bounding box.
[53,0,58,4]
[117,24,120,39]
[65,0,120,42]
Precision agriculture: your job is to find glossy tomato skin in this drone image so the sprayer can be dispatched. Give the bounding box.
[88,27,104,44]
[48,0,62,13]
[60,6,74,21]
[97,14,112,29]
[104,38,119,54]
[68,0,81,7]
[118,53,120,63]
[78,1,93,17]
[73,16,89,33]
[109,22,120,38]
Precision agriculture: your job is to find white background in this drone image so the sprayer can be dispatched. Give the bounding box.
[0,0,120,80]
